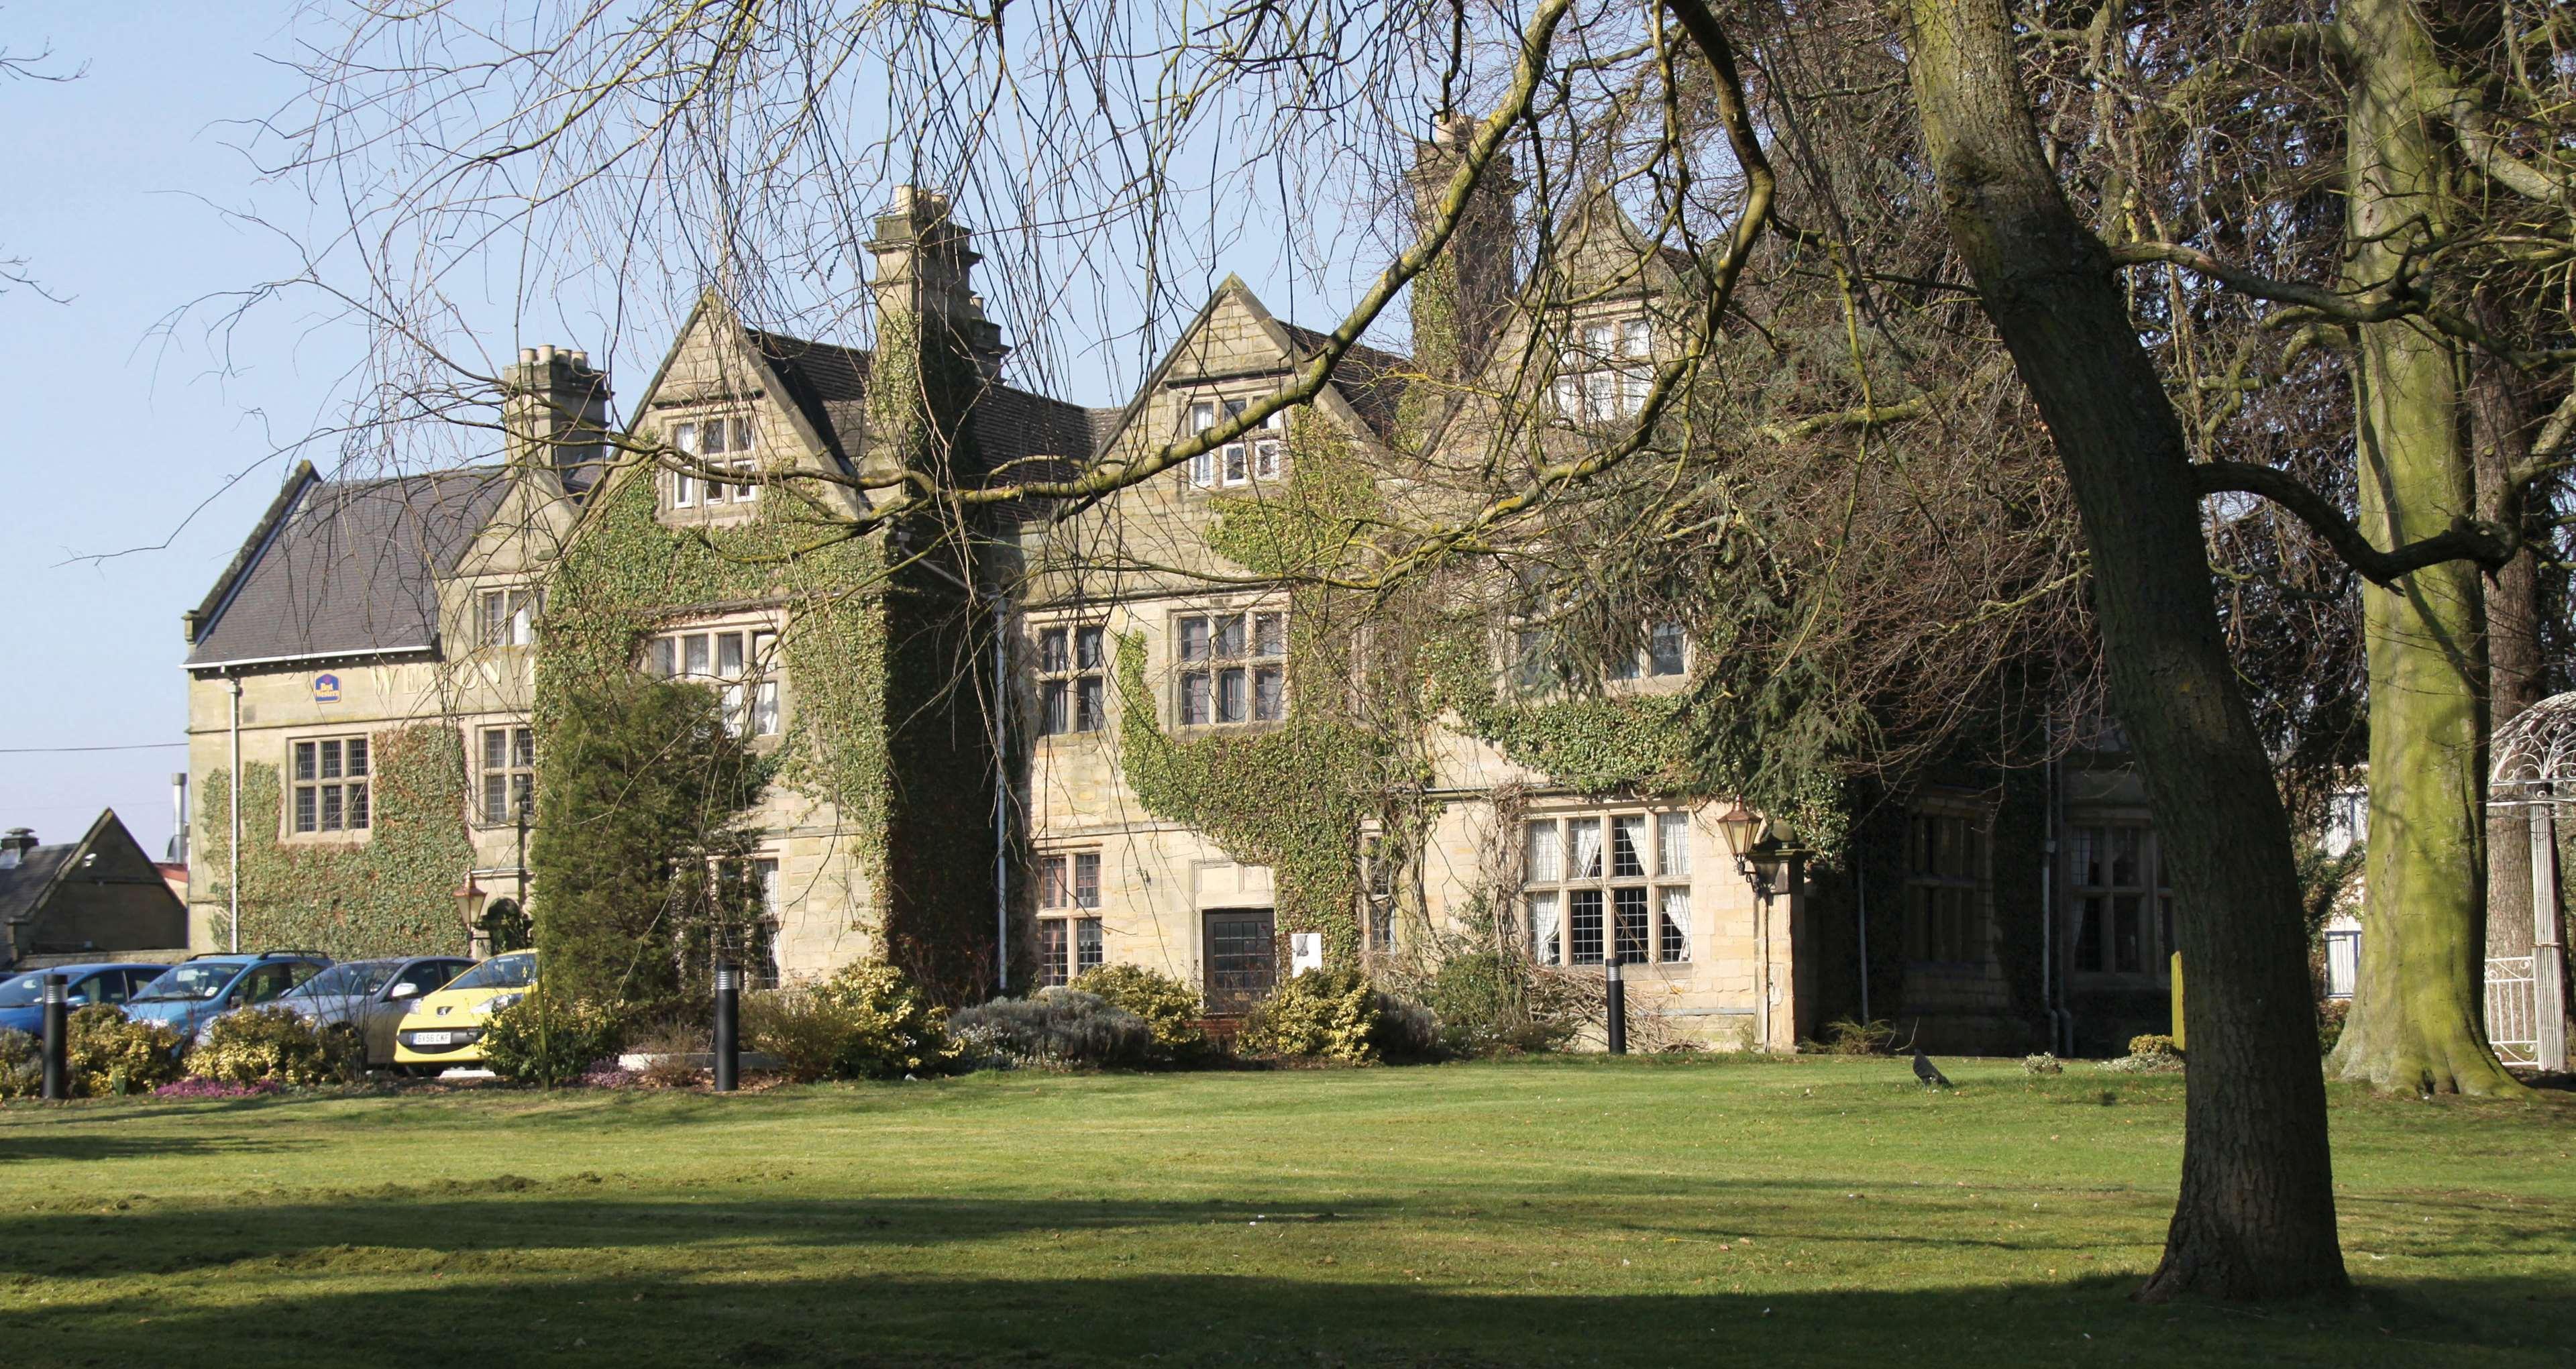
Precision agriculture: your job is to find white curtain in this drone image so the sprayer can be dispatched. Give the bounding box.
[1525,820,1562,883]
[1570,818,1603,879]
[1657,812,1690,877]
[1528,892,1562,964]
[1613,815,1648,877]
[1659,887,1691,963]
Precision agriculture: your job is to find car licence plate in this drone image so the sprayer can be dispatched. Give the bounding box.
[411,1032,454,1046]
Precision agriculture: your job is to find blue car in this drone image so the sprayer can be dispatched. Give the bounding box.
[123,952,333,1043]
[0,962,169,1036]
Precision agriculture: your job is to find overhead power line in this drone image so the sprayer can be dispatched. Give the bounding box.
[0,742,189,755]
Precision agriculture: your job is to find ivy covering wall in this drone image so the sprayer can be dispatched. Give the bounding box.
[1106,403,1856,972]
[532,455,893,952]
[196,723,476,956]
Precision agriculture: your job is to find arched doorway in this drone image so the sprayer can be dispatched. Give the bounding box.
[479,897,532,955]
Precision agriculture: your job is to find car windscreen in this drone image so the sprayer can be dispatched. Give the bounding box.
[282,962,397,1000]
[0,971,53,1007]
[131,963,242,1002]
[442,955,537,991]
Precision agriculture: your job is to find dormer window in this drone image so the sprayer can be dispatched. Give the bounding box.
[1187,400,1285,488]
[669,415,759,508]
[477,588,538,647]
[1552,316,1652,422]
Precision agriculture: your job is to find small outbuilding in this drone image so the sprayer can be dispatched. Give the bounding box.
[0,810,190,969]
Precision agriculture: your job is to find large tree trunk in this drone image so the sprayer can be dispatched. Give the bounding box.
[2320,0,2523,1097]
[1903,0,2345,1302]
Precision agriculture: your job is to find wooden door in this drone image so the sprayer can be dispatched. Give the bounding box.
[1203,908,1277,1014]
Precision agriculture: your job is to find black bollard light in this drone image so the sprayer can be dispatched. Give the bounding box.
[1605,954,1627,1056]
[712,959,740,1093]
[40,973,69,1100]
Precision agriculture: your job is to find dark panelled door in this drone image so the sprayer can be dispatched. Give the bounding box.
[1203,908,1277,1014]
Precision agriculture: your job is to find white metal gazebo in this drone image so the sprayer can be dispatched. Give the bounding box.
[2488,691,2575,1072]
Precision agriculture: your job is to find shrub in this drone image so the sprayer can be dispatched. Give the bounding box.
[66,1005,185,1097]
[1809,1018,1896,1056]
[949,990,1156,1069]
[188,1007,360,1087]
[482,995,628,1086]
[2127,1033,2180,1060]
[0,1027,38,1099]
[151,1077,281,1100]
[2023,1052,2063,1075]
[2316,999,2349,1056]
[1415,952,1576,1056]
[742,961,952,1083]
[1070,964,1206,1056]
[1238,969,1441,1064]
[2096,1036,2184,1075]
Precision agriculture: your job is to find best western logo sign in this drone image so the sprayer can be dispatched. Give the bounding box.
[313,673,341,704]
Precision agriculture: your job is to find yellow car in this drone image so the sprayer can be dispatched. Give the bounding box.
[392,950,537,1074]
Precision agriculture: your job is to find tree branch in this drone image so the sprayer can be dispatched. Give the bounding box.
[2191,461,2516,584]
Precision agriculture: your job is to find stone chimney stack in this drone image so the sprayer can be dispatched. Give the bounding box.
[502,344,614,491]
[0,828,34,870]
[865,186,1008,380]
[1409,113,1520,379]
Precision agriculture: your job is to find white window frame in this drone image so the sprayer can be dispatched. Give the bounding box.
[477,587,539,648]
[646,622,783,738]
[1521,807,1691,967]
[1185,399,1285,489]
[1552,315,1654,423]
[670,414,760,507]
[1174,608,1287,726]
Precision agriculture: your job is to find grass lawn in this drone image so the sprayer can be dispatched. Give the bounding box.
[2,1057,2571,1367]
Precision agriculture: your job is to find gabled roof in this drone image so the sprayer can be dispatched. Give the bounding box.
[0,810,138,928]
[1084,276,1416,461]
[184,466,513,669]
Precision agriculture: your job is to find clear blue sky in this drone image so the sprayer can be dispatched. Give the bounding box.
[0,3,1366,861]
[0,5,355,857]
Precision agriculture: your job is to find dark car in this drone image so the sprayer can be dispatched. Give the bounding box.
[256,956,474,1067]
[123,952,333,1044]
[0,963,169,1036]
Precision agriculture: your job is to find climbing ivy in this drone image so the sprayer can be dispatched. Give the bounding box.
[195,724,476,956]
[1110,415,1435,965]
[535,461,890,851]
[532,290,1005,1005]
[1108,404,1853,961]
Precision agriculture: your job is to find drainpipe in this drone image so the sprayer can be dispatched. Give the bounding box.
[2044,753,2070,1055]
[1758,883,1774,1051]
[1856,859,1870,1025]
[991,586,1010,995]
[227,673,243,953]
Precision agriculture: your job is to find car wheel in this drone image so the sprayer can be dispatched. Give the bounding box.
[403,1064,444,1079]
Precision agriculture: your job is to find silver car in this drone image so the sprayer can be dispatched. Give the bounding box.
[261,956,476,1068]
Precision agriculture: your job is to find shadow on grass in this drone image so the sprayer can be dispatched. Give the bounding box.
[0,1129,311,1165]
[8,1260,2569,1368]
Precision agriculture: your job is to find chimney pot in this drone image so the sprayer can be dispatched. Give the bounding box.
[537,343,557,364]
[519,347,537,365]
[570,350,588,368]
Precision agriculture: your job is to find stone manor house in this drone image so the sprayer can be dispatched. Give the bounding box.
[180,170,2175,1053]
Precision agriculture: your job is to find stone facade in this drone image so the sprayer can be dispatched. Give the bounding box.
[179,178,2165,1053]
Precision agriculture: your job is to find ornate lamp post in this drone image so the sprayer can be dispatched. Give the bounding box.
[453,873,488,954]
[1715,802,1796,1050]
